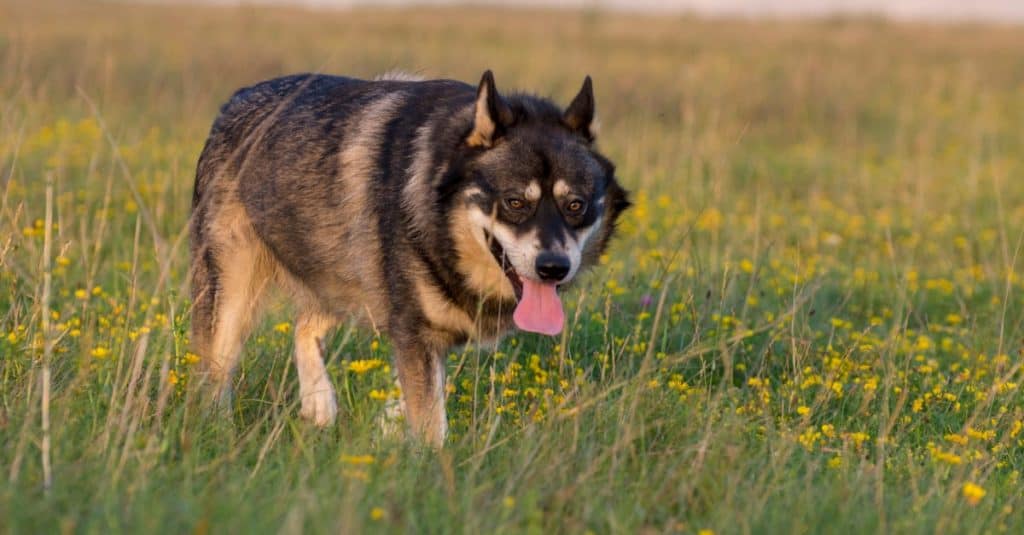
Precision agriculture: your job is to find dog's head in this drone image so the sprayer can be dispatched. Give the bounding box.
[448,71,631,336]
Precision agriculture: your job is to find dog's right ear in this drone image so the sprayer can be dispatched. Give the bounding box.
[466,70,512,148]
[564,75,596,141]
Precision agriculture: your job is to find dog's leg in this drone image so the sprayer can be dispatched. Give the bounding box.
[378,371,407,440]
[201,224,273,410]
[205,265,263,408]
[189,247,218,376]
[394,340,447,447]
[294,312,338,426]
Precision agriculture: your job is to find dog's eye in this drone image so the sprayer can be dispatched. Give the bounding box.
[505,198,526,210]
[566,199,586,214]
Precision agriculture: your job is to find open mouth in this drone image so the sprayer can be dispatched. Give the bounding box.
[483,230,565,336]
[484,230,524,300]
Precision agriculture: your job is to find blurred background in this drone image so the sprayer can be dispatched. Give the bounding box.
[178,0,1024,23]
[3,1,1024,531]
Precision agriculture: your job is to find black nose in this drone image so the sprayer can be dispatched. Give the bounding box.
[535,253,571,282]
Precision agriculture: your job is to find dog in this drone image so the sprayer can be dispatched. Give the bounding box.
[190,70,630,446]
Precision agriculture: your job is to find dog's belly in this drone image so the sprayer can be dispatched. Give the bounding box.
[304,274,389,331]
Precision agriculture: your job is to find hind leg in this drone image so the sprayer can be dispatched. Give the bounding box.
[189,249,218,381]
[204,264,266,407]
[193,207,273,408]
[294,310,338,426]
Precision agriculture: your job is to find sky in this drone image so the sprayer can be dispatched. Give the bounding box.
[191,0,1024,23]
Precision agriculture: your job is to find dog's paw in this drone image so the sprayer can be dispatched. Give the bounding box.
[377,393,406,440]
[212,382,234,413]
[300,386,338,427]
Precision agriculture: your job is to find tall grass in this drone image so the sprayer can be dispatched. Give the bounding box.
[2,1,1024,532]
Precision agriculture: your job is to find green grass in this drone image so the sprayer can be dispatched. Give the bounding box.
[3,1,1024,532]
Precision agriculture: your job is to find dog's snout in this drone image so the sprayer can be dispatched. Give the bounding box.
[535,253,571,282]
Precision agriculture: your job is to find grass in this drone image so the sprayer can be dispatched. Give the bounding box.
[3,1,1024,532]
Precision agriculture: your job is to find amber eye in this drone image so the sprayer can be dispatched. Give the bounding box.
[566,199,586,214]
[506,198,525,210]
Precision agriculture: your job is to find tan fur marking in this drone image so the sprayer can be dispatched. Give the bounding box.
[327,93,408,324]
[466,85,495,148]
[204,201,275,402]
[401,121,438,238]
[590,115,601,138]
[466,205,542,281]
[340,93,406,191]
[525,181,541,201]
[553,179,571,199]
[450,206,516,300]
[413,274,477,335]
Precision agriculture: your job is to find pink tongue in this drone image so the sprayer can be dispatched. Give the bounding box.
[513,278,564,336]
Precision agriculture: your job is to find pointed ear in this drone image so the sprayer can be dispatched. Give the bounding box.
[466,70,512,148]
[564,75,596,141]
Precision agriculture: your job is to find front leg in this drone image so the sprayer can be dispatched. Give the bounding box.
[294,311,338,426]
[393,337,448,448]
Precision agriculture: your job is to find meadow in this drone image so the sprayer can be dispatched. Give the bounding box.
[3,1,1024,532]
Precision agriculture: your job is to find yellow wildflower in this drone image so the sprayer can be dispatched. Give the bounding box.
[932,450,962,465]
[962,482,986,505]
[944,434,968,446]
[348,359,385,374]
[966,428,994,442]
[340,454,375,465]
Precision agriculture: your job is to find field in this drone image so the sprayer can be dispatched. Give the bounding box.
[3,1,1024,532]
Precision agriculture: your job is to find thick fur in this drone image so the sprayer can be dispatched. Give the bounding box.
[190,71,630,445]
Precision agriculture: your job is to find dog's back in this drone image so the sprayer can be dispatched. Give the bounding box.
[192,74,474,346]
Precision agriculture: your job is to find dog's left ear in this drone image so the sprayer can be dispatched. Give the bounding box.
[564,76,596,141]
[467,70,513,148]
